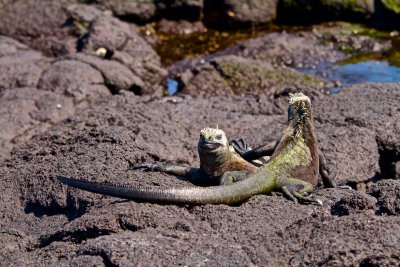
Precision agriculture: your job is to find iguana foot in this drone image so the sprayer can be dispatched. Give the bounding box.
[281,183,323,206]
[230,138,251,156]
[292,191,323,206]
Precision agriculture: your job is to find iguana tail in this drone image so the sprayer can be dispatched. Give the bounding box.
[58,172,275,205]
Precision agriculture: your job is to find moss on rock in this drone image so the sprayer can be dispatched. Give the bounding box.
[211,55,329,95]
[312,22,392,54]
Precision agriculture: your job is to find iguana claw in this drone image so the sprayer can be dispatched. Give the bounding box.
[230,138,250,156]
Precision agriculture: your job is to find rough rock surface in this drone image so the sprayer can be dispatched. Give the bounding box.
[312,22,392,54]
[71,6,167,94]
[171,32,345,97]
[316,83,400,181]
[155,19,207,35]
[1,83,399,265]
[170,32,347,75]
[236,32,347,69]
[0,87,75,163]
[180,55,329,96]
[204,0,277,28]
[0,0,78,57]
[0,2,166,95]
[0,3,168,162]
[93,0,203,23]
[368,179,400,215]
[0,36,112,163]
[37,60,110,105]
[0,40,47,91]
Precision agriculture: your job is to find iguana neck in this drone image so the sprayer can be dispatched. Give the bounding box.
[199,149,257,177]
[270,110,319,187]
[272,111,315,156]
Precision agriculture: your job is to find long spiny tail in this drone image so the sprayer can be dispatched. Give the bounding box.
[57,173,275,205]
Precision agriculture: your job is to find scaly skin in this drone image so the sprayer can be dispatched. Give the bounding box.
[58,93,322,205]
[132,127,260,186]
[231,130,336,188]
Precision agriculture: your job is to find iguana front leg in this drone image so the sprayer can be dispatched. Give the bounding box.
[133,162,194,176]
[133,163,222,186]
[230,139,278,161]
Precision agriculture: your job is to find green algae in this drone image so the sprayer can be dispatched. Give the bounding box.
[144,23,305,66]
[312,22,400,67]
[145,20,400,68]
[213,56,327,95]
[152,27,272,66]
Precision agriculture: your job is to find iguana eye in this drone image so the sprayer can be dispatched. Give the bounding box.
[215,134,222,140]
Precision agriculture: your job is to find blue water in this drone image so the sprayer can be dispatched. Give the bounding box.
[323,60,400,83]
[307,60,400,93]
[166,77,179,95]
[167,60,400,96]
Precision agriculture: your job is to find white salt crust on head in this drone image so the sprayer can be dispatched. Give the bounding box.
[200,127,226,137]
[289,93,310,105]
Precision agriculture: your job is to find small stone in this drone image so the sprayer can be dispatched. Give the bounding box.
[96,47,107,58]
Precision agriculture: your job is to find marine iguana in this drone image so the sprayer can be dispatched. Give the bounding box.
[58,93,324,205]
[133,127,334,188]
[230,136,337,188]
[132,127,262,186]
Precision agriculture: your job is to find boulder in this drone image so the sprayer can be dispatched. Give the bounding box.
[0,0,77,56]
[180,55,330,96]
[204,0,277,28]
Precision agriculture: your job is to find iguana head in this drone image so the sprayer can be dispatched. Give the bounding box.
[288,92,312,122]
[198,127,229,153]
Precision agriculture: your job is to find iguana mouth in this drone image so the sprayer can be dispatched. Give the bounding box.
[199,140,222,150]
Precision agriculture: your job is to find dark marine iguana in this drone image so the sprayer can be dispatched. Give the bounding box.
[58,93,328,205]
[132,127,263,186]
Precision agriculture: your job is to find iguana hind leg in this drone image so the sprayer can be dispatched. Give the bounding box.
[319,152,352,190]
[319,152,336,188]
[281,179,322,205]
